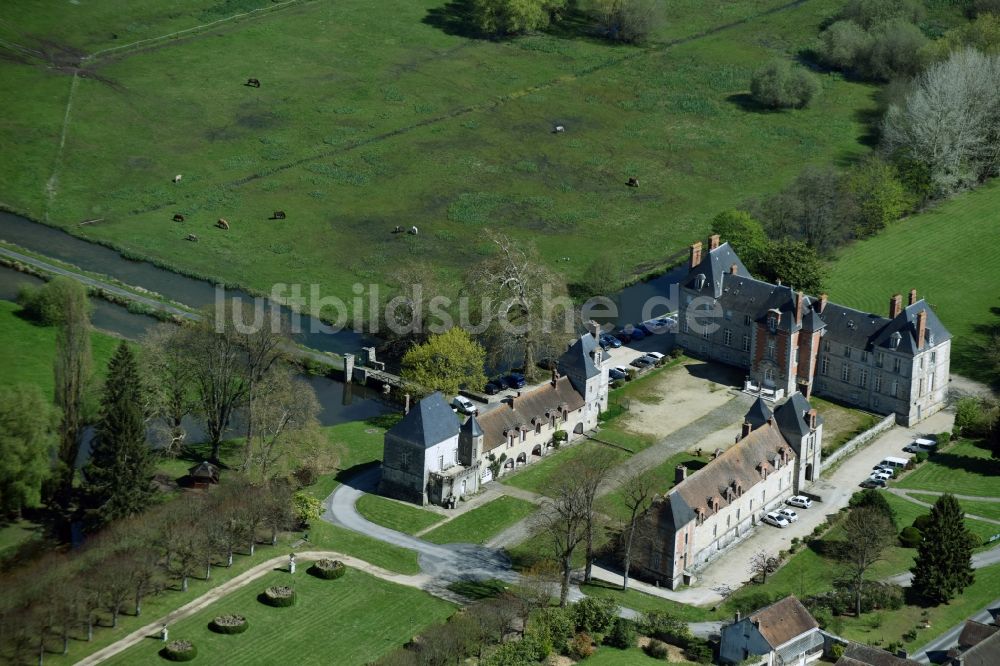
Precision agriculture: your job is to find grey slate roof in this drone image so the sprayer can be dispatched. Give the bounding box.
[745,396,773,430]
[871,300,951,353]
[461,413,483,438]
[773,392,821,442]
[558,333,600,381]
[660,491,697,529]
[682,242,751,298]
[387,392,459,449]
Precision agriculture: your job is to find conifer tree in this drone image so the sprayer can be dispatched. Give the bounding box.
[910,494,975,604]
[82,342,156,526]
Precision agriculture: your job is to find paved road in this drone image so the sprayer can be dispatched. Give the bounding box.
[910,597,1000,664]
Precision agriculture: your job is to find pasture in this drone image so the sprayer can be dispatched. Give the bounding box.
[0,0,876,307]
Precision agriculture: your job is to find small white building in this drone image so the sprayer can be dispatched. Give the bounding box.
[719,596,824,666]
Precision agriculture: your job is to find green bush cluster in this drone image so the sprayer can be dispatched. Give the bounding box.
[604,617,637,649]
[644,638,670,659]
[750,60,821,109]
[899,525,923,548]
[209,614,248,634]
[816,0,928,81]
[260,585,296,607]
[309,559,346,580]
[161,640,198,661]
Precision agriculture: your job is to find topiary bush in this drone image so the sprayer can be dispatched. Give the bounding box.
[899,526,923,548]
[260,585,296,607]
[209,614,248,634]
[604,617,636,649]
[308,559,346,580]
[161,640,197,661]
[644,639,670,659]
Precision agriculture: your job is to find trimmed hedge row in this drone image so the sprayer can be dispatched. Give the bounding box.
[259,586,296,608]
[308,559,346,580]
[161,640,197,661]
[209,614,248,634]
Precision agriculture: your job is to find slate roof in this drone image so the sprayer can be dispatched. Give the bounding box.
[558,333,600,381]
[870,300,951,353]
[958,620,1000,650]
[749,596,818,648]
[461,413,483,438]
[960,630,1000,666]
[681,242,751,298]
[477,376,586,453]
[188,461,220,482]
[772,392,822,442]
[745,396,773,430]
[672,421,795,517]
[836,643,922,666]
[652,491,698,531]
[387,392,459,449]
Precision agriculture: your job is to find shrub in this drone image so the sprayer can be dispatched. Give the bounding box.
[209,614,248,634]
[161,640,198,662]
[973,0,1000,17]
[899,526,923,548]
[592,0,663,43]
[685,637,713,664]
[829,642,845,659]
[750,60,821,109]
[644,639,670,659]
[568,632,594,660]
[604,617,636,649]
[309,559,346,580]
[903,628,918,641]
[861,19,927,81]
[573,597,618,634]
[260,585,296,607]
[914,451,928,464]
[293,491,323,525]
[819,20,874,70]
[912,514,933,532]
[936,432,951,444]
[553,430,568,443]
[533,606,574,655]
[642,611,691,646]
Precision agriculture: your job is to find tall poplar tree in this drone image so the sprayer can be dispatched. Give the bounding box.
[910,494,976,604]
[82,342,156,526]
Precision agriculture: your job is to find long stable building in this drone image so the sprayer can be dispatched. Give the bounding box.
[675,236,951,425]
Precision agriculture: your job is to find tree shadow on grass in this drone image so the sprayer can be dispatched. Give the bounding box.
[726,93,784,114]
[447,576,509,599]
[922,451,1000,478]
[422,0,490,40]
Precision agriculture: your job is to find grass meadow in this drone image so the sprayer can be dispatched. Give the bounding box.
[897,439,1000,498]
[422,495,537,544]
[1,0,877,304]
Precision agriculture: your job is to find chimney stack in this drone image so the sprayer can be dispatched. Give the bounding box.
[587,319,601,340]
[404,393,411,415]
[675,465,687,485]
[889,293,903,319]
[795,291,804,326]
[917,309,927,349]
[908,288,918,306]
[808,408,817,430]
[735,610,742,623]
[713,448,723,459]
[709,234,720,251]
[818,293,828,314]
[741,421,753,439]
[730,263,738,274]
[551,367,558,387]
[690,241,703,268]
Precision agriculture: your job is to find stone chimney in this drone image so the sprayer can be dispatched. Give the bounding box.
[690,241,703,268]
[741,421,753,439]
[818,293,827,314]
[713,447,723,459]
[708,234,720,251]
[675,465,687,485]
[735,610,742,623]
[730,263,738,274]
[808,408,817,430]
[404,393,411,415]
[917,309,927,349]
[587,319,601,340]
[551,367,558,387]
[889,293,903,319]
[795,291,804,326]
[908,289,918,306]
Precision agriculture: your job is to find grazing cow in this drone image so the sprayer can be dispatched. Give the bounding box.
[245,78,261,88]
[271,210,286,220]
[216,218,230,230]
[172,213,185,222]
[173,174,182,183]
[553,124,565,133]
[186,234,199,242]
[626,177,639,188]
[409,226,418,235]
[392,225,403,234]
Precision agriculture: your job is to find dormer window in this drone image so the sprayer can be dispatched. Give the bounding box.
[767,313,778,333]
[890,331,901,350]
[695,273,707,290]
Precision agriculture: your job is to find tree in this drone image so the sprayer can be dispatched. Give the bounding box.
[861,19,927,81]
[818,20,874,70]
[883,49,1000,196]
[838,0,924,31]
[0,385,56,517]
[540,473,589,606]
[242,368,322,480]
[911,494,976,604]
[590,0,663,43]
[848,488,898,530]
[471,0,564,36]
[52,278,93,517]
[710,210,768,273]
[580,253,625,298]
[750,60,821,109]
[618,469,654,590]
[749,549,780,584]
[468,233,575,380]
[844,156,909,238]
[142,324,195,455]
[573,450,617,583]
[81,342,157,527]
[757,239,826,293]
[401,327,487,397]
[839,507,894,617]
[292,491,322,527]
[928,13,1000,60]
[17,277,93,326]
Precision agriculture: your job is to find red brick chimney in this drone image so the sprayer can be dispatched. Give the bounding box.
[917,309,927,349]
[889,293,903,319]
[709,234,720,251]
[730,263,738,274]
[690,241,703,268]
[909,289,918,306]
[818,293,827,314]
[796,291,804,326]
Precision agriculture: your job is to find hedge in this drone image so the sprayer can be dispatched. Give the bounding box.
[161,640,197,661]
[209,614,248,634]
[259,586,296,607]
[309,559,346,580]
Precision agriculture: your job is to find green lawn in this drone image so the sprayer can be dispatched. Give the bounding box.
[102,566,455,666]
[809,395,879,458]
[908,494,1000,523]
[356,493,443,535]
[597,451,710,523]
[0,299,120,399]
[883,492,1000,547]
[826,181,1000,382]
[422,495,537,545]
[502,441,630,496]
[1,0,878,307]
[582,645,691,665]
[897,440,1000,498]
[579,580,717,622]
[306,521,420,575]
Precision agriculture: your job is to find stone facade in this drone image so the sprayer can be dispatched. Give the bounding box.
[675,236,951,426]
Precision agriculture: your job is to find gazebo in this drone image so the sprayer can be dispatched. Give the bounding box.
[187,461,220,488]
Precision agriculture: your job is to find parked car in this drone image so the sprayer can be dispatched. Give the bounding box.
[763,512,790,528]
[860,478,887,489]
[613,365,630,376]
[630,356,654,368]
[639,354,660,365]
[629,328,646,341]
[493,376,510,390]
[506,372,526,389]
[777,508,799,523]
[869,471,892,482]
[609,368,628,381]
[451,396,478,416]
[484,382,501,395]
[904,438,937,453]
[645,352,665,361]
[614,331,632,344]
[878,456,909,470]
[873,465,896,477]
[600,334,622,349]
[634,322,653,335]
[786,495,813,509]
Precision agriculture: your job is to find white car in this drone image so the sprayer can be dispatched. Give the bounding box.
[451,396,478,416]
[763,512,790,528]
[778,508,799,523]
[645,352,665,361]
[870,471,892,482]
[873,465,896,477]
[904,438,937,453]
[786,495,813,509]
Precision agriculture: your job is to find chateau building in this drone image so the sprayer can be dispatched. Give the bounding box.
[675,235,951,425]
[630,393,823,589]
[379,331,609,506]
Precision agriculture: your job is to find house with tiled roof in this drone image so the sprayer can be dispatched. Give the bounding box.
[629,393,823,588]
[834,642,922,666]
[945,620,1000,666]
[719,596,823,665]
[676,235,951,425]
[380,331,609,505]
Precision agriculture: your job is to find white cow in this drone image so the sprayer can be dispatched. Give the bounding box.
[410,226,418,235]
[173,174,182,183]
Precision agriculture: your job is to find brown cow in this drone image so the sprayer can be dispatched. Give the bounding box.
[216,218,230,230]
[186,234,199,242]
[271,210,286,220]
[172,213,185,222]
[245,78,261,88]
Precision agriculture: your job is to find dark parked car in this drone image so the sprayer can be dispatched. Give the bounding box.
[506,372,526,389]
[493,376,510,390]
[484,382,501,395]
[629,328,646,341]
[609,368,628,381]
[630,357,653,368]
[634,322,653,335]
[615,331,631,344]
[600,334,622,349]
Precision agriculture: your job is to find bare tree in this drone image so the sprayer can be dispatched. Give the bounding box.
[839,506,894,616]
[242,369,321,480]
[749,549,780,585]
[619,470,655,590]
[142,324,195,455]
[233,303,287,473]
[540,473,589,606]
[573,450,617,583]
